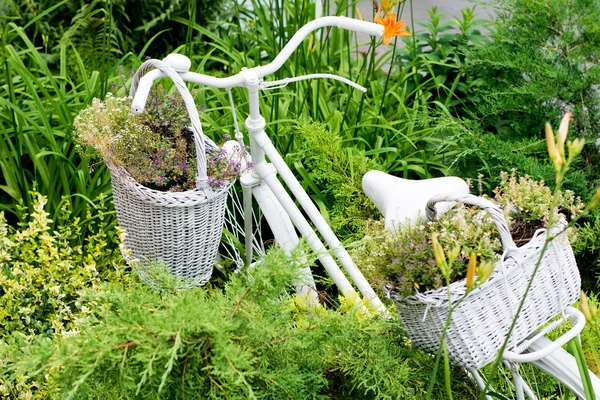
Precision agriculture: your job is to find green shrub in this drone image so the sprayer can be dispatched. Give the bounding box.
[2,245,475,399]
[450,115,592,196]
[285,121,382,240]
[465,0,600,149]
[0,191,128,339]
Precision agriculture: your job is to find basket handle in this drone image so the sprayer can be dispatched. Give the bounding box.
[129,59,209,188]
[426,193,517,251]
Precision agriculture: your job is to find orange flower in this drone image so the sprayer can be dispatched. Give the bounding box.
[374,12,410,46]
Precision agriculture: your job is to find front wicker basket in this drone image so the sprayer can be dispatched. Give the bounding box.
[110,166,230,288]
[390,194,580,370]
[111,58,233,288]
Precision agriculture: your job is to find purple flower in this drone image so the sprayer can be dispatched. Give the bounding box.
[145,56,152,60]
[224,134,231,140]
[128,70,135,76]
[111,83,117,88]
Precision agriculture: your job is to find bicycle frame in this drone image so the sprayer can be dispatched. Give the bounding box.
[132,16,386,313]
[130,16,600,399]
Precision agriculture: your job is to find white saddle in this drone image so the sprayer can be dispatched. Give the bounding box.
[362,170,469,230]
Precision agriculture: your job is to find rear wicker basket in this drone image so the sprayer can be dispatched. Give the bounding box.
[111,58,233,288]
[390,194,580,370]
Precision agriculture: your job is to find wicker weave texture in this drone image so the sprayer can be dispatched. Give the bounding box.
[393,194,580,370]
[111,167,229,287]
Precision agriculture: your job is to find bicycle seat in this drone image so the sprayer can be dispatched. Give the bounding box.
[362,170,469,230]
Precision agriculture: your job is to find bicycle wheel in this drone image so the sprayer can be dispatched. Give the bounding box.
[470,337,600,400]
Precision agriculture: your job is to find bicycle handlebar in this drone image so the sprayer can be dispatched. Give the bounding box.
[131,16,383,114]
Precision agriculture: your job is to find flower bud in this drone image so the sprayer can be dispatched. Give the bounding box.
[581,291,592,322]
[545,123,562,169]
[381,0,391,12]
[355,7,364,21]
[568,137,585,157]
[448,245,461,262]
[465,254,476,289]
[477,261,494,285]
[557,112,573,158]
[431,233,448,278]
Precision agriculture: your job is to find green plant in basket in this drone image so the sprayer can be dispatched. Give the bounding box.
[72,61,249,288]
[73,86,244,192]
[354,171,583,298]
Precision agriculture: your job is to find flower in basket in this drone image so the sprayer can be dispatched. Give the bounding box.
[73,86,245,192]
[354,170,584,299]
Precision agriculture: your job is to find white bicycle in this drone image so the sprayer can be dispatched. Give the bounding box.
[130,16,600,400]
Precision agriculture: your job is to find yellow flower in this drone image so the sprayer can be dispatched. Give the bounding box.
[374,13,411,46]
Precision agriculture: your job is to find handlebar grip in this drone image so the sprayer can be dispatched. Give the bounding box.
[130,69,164,114]
[337,16,384,38]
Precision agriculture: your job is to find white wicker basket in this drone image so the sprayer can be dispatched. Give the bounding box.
[110,59,233,288]
[390,193,580,370]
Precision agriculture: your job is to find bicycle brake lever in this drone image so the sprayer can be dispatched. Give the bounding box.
[261,73,367,92]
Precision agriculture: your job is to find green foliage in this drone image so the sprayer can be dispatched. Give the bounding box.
[394,6,488,112]
[2,245,471,399]
[465,0,600,147]
[181,0,474,181]
[0,0,232,229]
[573,208,600,292]
[1,0,233,71]
[0,20,120,229]
[0,191,128,339]
[579,293,600,376]
[285,121,381,240]
[450,115,593,197]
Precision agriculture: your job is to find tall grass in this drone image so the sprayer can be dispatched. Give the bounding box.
[0,20,124,229]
